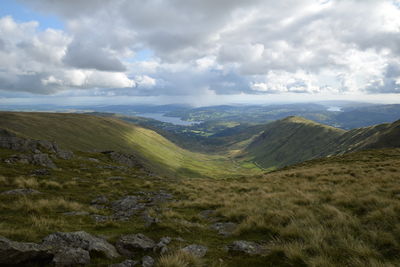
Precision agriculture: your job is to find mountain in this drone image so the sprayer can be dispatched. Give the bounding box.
[243,116,400,169]
[0,112,250,178]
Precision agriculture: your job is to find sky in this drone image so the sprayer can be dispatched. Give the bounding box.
[0,0,400,106]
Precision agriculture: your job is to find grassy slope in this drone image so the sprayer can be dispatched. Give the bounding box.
[0,112,252,178]
[243,116,400,169]
[1,146,400,266]
[242,116,345,168]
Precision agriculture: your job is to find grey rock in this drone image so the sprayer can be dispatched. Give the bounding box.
[87,158,100,163]
[91,214,111,223]
[1,188,41,195]
[63,211,89,216]
[142,211,159,227]
[109,259,139,267]
[31,153,57,168]
[142,255,154,267]
[52,247,90,266]
[42,231,119,259]
[56,150,74,160]
[225,240,264,255]
[181,244,208,258]
[116,234,156,257]
[112,196,145,221]
[91,195,109,205]
[0,236,52,265]
[154,237,171,254]
[211,222,237,236]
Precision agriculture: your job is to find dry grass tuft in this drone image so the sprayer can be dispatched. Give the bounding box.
[156,251,203,267]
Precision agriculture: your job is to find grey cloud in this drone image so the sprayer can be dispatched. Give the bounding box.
[63,41,127,72]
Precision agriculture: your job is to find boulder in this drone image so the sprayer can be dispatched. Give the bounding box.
[109,259,139,267]
[116,234,156,257]
[0,236,52,265]
[42,231,119,259]
[181,244,208,258]
[52,247,90,266]
[142,255,154,267]
[112,196,145,221]
[1,188,41,195]
[225,240,264,255]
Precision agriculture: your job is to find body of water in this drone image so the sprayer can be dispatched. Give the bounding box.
[327,106,342,112]
[135,113,201,126]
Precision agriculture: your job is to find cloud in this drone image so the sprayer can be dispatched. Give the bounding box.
[2,0,400,97]
[0,16,134,94]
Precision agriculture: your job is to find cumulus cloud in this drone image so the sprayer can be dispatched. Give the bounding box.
[2,0,400,96]
[0,16,134,94]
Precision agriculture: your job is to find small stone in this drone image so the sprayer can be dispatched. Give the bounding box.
[225,240,264,255]
[91,214,111,223]
[181,244,208,258]
[142,255,154,267]
[210,222,237,237]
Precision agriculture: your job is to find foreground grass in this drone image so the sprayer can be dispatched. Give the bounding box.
[0,148,399,266]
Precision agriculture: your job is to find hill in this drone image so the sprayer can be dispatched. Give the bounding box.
[243,116,400,169]
[1,140,399,266]
[0,112,252,178]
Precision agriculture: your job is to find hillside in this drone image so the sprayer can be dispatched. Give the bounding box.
[243,116,400,169]
[0,112,251,178]
[242,116,345,169]
[1,141,399,266]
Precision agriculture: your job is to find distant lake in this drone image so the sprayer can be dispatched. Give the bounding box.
[327,106,342,112]
[135,113,201,126]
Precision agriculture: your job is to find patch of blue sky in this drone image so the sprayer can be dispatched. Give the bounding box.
[125,49,154,62]
[0,0,64,30]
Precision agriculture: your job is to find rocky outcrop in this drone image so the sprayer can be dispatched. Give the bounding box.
[112,196,146,221]
[225,240,265,255]
[0,236,52,265]
[116,234,156,257]
[181,244,208,258]
[0,128,74,166]
[42,231,119,259]
[5,153,57,169]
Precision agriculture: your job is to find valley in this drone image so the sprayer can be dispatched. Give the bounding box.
[0,108,399,266]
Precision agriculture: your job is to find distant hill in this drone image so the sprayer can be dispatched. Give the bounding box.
[243,116,400,168]
[0,112,250,178]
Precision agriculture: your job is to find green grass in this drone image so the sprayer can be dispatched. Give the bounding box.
[0,112,259,178]
[1,147,400,266]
